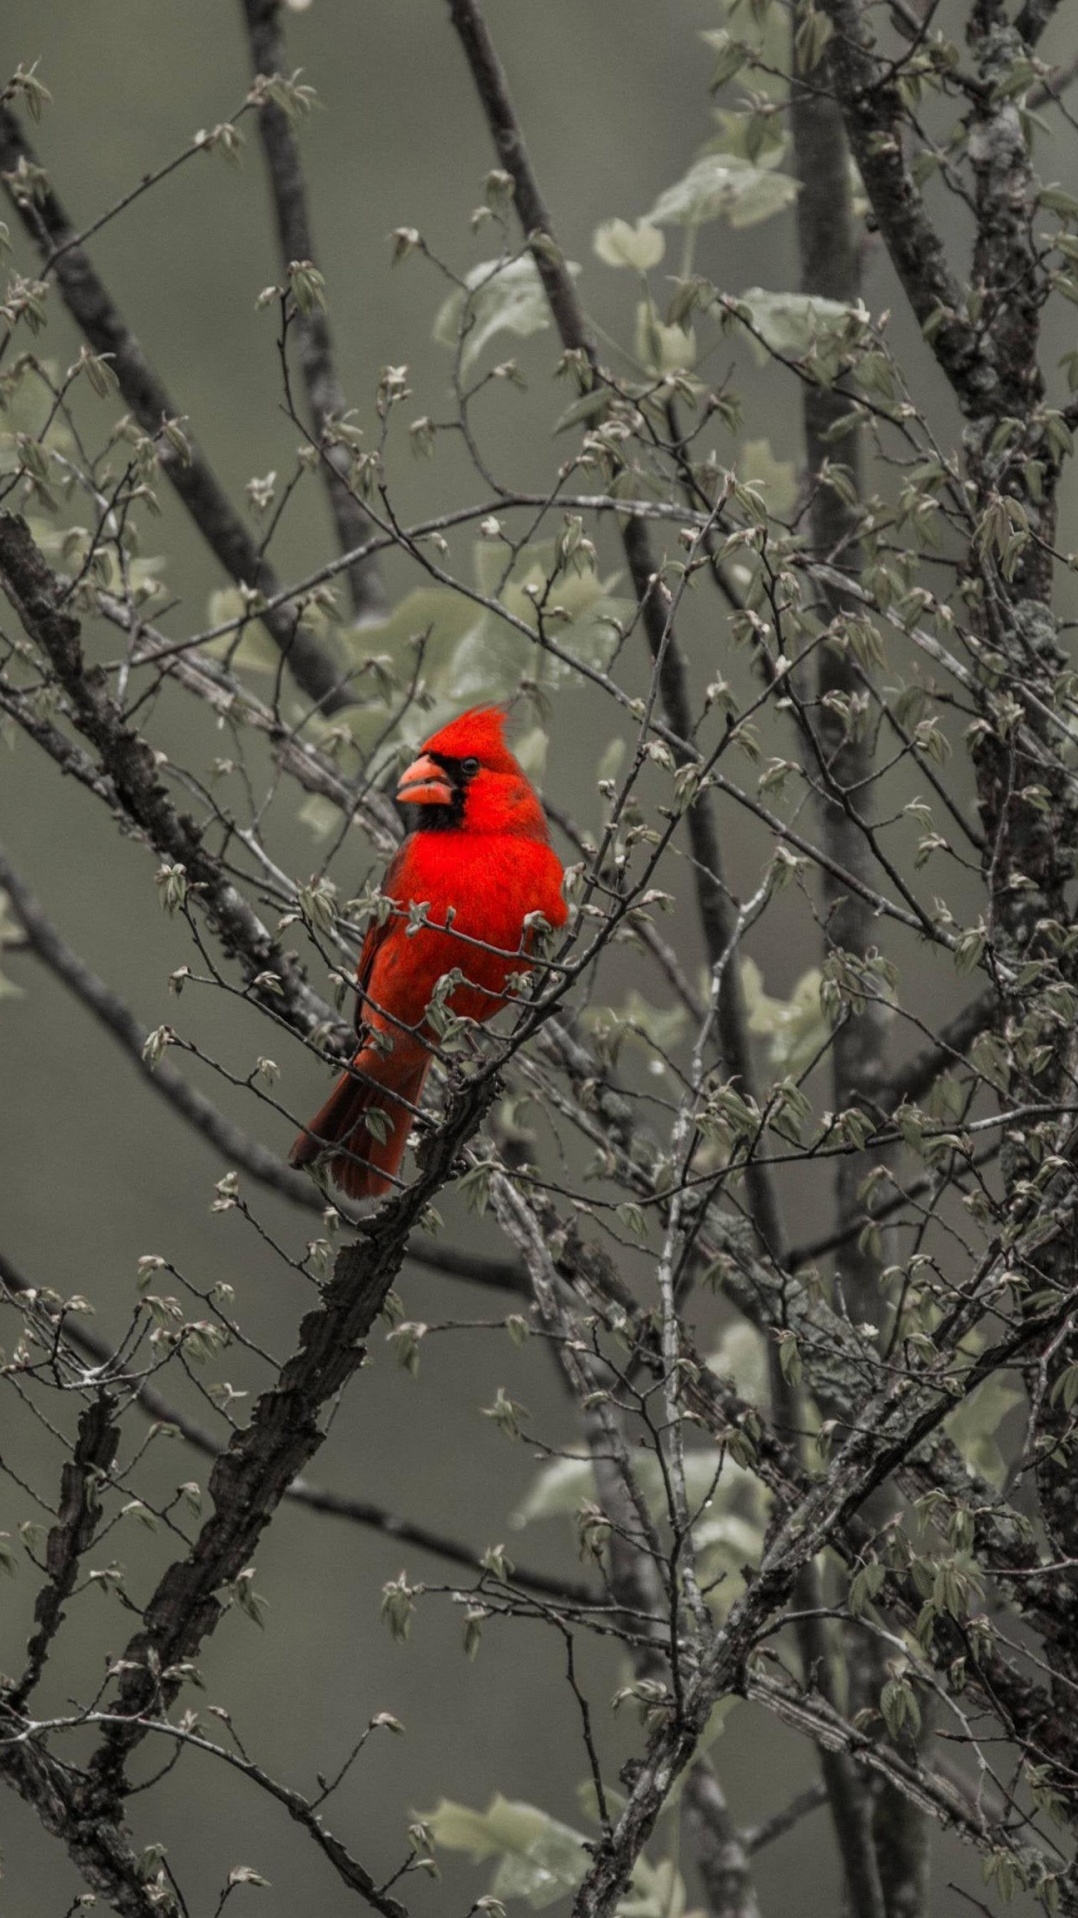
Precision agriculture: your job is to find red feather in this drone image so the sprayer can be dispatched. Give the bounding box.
[290,708,566,1199]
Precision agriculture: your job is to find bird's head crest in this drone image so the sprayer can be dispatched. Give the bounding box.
[418,705,517,773]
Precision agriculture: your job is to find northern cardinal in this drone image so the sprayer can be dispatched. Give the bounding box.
[289,706,567,1199]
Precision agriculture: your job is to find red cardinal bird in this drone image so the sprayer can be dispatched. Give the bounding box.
[290,706,567,1199]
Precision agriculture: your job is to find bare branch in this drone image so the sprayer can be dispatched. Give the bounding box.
[446,0,788,1273]
[445,0,593,358]
[239,0,386,622]
[876,990,999,1113]
[813,0,990,409]
[570,1289,1072,1914]
[0,1247,578,1601]
[0,1717,176,1918]
[741,1784,828,1856]
[12,1393,119,1709]
[0,841,324,1209]
[0,106,356,713]
[0,512,341,1043]
[86,1064,500,1797]
[684,1760,762,1918]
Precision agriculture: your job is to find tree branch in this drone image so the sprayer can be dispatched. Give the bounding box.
[445,0,788,1271]
[11,1393,120,1710]
[876,990,999,1113]
[813,0,991,411]
[0,106,356,713]
[792,66,917,1918]
[445,0,592,357]
[239,0,386,623]
[570,1290,1072,1915]
[83,1064,500,1802]
[684,1758,762,1918]
[0,1715,177,1918]
[0,840,325,1209]
[0,1247,582,1603]
[0,512,341,1043]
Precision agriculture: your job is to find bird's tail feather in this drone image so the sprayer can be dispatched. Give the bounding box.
[289,1043,430,1200]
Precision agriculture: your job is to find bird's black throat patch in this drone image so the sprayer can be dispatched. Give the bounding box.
[402,751,473,832]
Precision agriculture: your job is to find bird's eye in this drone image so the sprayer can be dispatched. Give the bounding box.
[460,756,481,777]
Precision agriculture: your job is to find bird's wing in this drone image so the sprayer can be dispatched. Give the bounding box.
[351,840,409,1037]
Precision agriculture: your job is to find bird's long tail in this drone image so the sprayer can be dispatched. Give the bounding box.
[289,1041,431,1200]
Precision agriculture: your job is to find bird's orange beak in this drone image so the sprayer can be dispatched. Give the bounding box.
[396,751,454,807]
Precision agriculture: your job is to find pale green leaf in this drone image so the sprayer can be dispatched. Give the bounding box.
[341,585,479,662]
[706,110,789,165]
[512,1446,759,1530]
[203,588,279,673]
[422,1798,506,1859]
[648,154,798,229]
[734,287,859,364]
[593,218,666,270]
[702,6,791,79]
[511,1452,594,1526]
[596,736,627,786]
[582,989,688,1058]
[433,256,581,371]
[440,539,628,705]
[741,957,828,1077]
[633,300,697,373]
[422,1796,590,1911]
[297,793,346,841]
[512,724,550,780]
[705,1320,768,1402]
[945,1375,1023,1489]
[739,438,797,516]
